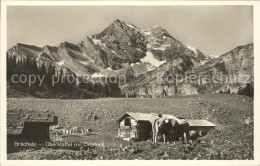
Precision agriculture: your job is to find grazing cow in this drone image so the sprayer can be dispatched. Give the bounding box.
[188,130,202,144]
[63,129,72,136]
[71,127,78,133]
[81,129,88,135]
[56,129,67,136]
[81,128,93,135]
[52,124,63,131]
[56,130,63,136]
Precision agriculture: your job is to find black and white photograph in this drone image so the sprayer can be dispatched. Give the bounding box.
[1,2,259,163]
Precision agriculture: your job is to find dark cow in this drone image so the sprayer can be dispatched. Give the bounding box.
[154,117,190,144]
[173,118,190,144]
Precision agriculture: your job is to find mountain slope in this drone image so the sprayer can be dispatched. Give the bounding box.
[122,43,253,97]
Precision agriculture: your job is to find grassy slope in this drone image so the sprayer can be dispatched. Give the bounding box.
[7,94,253,160]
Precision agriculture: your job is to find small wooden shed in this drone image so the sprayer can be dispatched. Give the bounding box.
[187,119,216,135]
[117,112,158,140]
[7,109,57,152]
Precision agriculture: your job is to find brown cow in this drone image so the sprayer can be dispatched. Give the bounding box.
[157,117,190,144]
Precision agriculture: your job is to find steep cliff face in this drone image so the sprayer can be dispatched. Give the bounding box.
[122,44,253,97]
[192,43,254,94]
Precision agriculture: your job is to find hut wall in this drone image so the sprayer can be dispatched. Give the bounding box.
[120,119,125,126]
[118,117,138,138]
[22,122,51,141]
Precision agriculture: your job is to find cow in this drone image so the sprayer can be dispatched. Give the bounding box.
[71,127,79,133]
[81,128,93,135]
[152,115,169,144]
[188,130,202,144]
[168,127,178,145]
[56,129,67,136]
[154,117,190,144]
[65,129,70,136]
[52,124,63,131]
[56,130,63,136]
[152,118,161,144]
[172,118,190,144]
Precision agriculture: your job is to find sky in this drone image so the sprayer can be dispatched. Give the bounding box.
[7,6,253,56]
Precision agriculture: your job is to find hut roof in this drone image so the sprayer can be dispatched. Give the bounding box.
[117,112,179,122]
[187,119,216,127]
[118,112,216,127]
[117,112,158,122]
[7,109,57,135]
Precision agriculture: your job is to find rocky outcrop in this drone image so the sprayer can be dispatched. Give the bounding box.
[123,44,253,97]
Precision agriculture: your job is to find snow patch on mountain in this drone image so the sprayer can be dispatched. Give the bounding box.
[82,53,95,63]
[78,60,89,66]
[144,62,156,71]
[163,36,170,39]
[141,51,166,67]
[147,65,155,71]
[152,44,171,51]
[142,29,151,36]
[36,52,42,61]
[92,73,105,78]
[126,23,141,32]
[92,38,106,47]
[210,55,219,59]
[111,50,117,54]
[184,44,198,54]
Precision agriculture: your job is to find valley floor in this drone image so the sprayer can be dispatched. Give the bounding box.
[7,94,254,160]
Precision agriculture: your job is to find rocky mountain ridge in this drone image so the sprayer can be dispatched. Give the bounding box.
[7,19,253,97]
[8,19,213,76]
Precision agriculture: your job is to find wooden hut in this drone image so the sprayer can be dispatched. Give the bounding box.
[117,112,158,140]
[7,109,57,152]
[187,119,216,135]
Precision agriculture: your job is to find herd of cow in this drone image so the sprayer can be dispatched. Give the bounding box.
[51,124,93,137]
[152,115,202,144]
